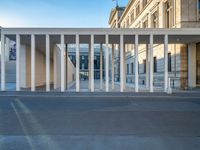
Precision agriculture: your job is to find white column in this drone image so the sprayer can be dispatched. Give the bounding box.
[5,38,10,62]
[164,34,168,92]
[120,34,124,92]
[1,34,5,91]
[123,44,126,90]
[149,34,154,93]
[100,43,103,89]
[88,43,91,90]
[105,34,109,92]
[91,34,94,92]
[46,34,50,92]
[76,34,80,92]
[31,34,35,91]
[66,44,68,90]
[146,44,149,88]
[60,34,65,92]
[16,34,20,91]
[134,34,139,92]
[111,44,115,90]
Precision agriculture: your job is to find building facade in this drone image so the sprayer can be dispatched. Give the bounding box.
[68,46,104,80]
[109,0,200,89]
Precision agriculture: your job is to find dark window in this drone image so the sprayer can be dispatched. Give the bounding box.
[199,0,200,11]
[152,11,159,28]
[199,0,200,20]
[143,0,147,8]
[154,57,157,73]
[143,59,146,73]
[136,3,140,16]
[127,64,129,74]
[131,63,134,74]
[143,20,148,28]
[165,0,172,28]
[168,53,172,72]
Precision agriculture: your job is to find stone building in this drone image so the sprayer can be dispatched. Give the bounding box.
[109,0,200,89]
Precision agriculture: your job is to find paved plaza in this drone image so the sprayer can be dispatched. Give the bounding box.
[0,92,200,150]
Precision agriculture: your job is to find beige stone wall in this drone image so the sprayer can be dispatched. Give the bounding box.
[109,0,200,88]
[25,46,54,88]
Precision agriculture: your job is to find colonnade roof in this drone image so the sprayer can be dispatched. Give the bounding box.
[1,28,200,46]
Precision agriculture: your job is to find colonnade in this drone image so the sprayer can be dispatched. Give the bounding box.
[1,32,169,93]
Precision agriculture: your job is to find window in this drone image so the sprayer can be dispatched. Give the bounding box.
[130,10,135,23]
[136,3,140,16]
[143,20,148,28]
[152,11,159,28]
[168,53,172,72]
[143,59,146,73]
[131,63,134,74]
[127,64,129,74]
[143,0,147,8]
[199,0,200,20]
[154,57,157,73]
[82,56,84,60]
[165,0,173,28]
[82,63,85,69]
[126,18,129,27]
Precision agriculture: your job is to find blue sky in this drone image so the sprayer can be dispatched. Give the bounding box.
[0,0,128,27]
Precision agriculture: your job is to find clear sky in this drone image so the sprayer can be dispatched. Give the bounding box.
[0,0,128,28]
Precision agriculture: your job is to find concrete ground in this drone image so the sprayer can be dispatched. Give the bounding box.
[0,92,200,150]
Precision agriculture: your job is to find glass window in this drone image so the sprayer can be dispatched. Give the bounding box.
[143,20,148,28]
[152,11,159,28]
[82,63,85,69]
[136,3,140,16]
[143,59,146,73]
[168,53,172,72]
[165,0,172,28]
[127,64,129,74]
[143,0,147,8]
[131,10,134,23]
[154,57,157,73]
[131,63,134,74]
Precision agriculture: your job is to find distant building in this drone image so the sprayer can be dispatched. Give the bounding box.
[68,46,104,80]
[109,0,200,89]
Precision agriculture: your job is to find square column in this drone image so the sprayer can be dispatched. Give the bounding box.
[164,35,169,92]
[88,43,91,90]
[105,34,109,92]
[134,35,139,92]
[146,44,149,88]
[31,34,35,91]
[120,34,124,92]
[66,44,68,90]
[60,34,65,92]
[149,34,154,93]
[111,44,115,90]
[16,34,20,91]
[46,34,50,92]
[76,34,80,92]
[100,43,103,89]
[1,34,5,91]
[123,44,126,90]
[90,34,94,92]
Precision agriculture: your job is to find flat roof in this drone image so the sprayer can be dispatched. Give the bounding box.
[0,27,200,35]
